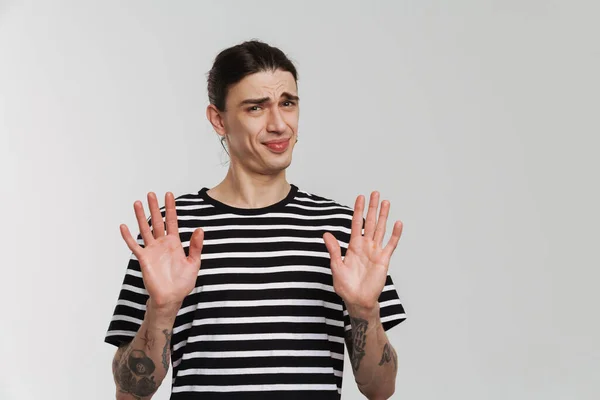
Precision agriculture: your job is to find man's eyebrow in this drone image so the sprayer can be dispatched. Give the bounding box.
[238,92,300,107]
[238,97,270,106]
[281,92,300,101]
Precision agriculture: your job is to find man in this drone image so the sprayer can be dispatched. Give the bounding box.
[105,40,407,399]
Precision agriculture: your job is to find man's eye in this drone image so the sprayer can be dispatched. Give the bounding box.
[248,106,261,112]
[283,101,296,107]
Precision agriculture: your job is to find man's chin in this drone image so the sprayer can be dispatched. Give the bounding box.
[264,157,292,173]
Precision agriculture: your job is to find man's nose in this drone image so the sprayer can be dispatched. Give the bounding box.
[266,107,287,133]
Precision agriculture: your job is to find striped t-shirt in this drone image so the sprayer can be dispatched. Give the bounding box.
[105,184,407,399]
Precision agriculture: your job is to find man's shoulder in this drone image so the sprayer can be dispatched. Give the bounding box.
[294,186,354,213]
[173,190,203,202]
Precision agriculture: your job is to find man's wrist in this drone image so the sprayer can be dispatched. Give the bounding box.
[346,301,380,321]
[145,298,181,327]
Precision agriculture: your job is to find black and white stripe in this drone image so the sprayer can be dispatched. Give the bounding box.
[105,184,406,399]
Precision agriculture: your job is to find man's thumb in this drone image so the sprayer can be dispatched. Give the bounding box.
[187,228,204,265]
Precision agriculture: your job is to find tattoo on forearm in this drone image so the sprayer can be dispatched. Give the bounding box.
[161,329,173,371]
[378,342,397,371]
[349,316,368,372]
[345,329,353,359]
[115,345,158,398]
[112,354,119,377]
[140,329,155,350]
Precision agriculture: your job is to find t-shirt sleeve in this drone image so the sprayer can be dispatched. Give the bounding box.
[342,273,407,333]
[104,232,149,348]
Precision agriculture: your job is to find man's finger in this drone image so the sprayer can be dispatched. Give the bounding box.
[364,191,380,239]
[383,220,403,260]
[148,192,165,238]
[165,192,180,236]
[323,232,343,264]
[187,228,204,267]
[120,224,142,258]
[134,201,154,246]
[351,195,365,242]
[373,200,390,247]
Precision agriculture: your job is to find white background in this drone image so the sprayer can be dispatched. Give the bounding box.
[1,1,599,399]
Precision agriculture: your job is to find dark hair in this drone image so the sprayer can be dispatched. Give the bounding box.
[207,40,298,112]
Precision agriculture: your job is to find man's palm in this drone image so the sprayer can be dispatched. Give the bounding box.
[323,191,403,312]
[120,191,204,309]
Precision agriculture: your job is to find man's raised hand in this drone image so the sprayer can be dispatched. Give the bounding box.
[119,192,204,311]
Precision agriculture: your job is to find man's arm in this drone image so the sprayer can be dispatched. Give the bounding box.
[110,191,205,399]
[111,300,178,400]
[344,304,398,400]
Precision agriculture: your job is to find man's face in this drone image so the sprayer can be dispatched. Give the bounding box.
[215,69,299,175]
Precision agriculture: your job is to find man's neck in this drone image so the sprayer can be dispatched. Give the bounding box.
[207,171,291,209]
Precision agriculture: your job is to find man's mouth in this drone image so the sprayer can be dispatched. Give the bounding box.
[264,138,291,152]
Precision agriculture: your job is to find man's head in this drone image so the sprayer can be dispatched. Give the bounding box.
[206,40,299,175]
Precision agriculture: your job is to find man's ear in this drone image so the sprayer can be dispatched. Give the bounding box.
[206,104,227,137]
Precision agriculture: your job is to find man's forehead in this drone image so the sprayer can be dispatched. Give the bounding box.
[230,70,297,99]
